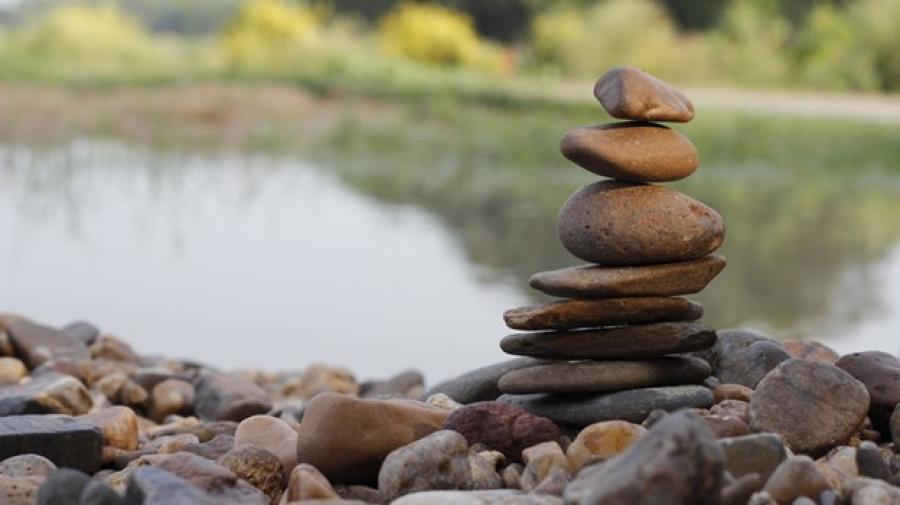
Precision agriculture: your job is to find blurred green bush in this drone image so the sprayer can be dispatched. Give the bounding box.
[0,0,897,92]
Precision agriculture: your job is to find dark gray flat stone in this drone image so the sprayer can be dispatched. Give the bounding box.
[421,358,545,404]
[498,357,711,394]
[0,415,102,473]
[503,297,702,331]
[6,319,90,368]
[501,322,716,360]
[498,385,714,426]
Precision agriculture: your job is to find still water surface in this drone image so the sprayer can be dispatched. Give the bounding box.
[1,140,899,381]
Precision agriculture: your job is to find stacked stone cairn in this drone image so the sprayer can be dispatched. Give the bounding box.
[497,66,727,427]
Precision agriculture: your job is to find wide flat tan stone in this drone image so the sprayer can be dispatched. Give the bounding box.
[529,254,726,298]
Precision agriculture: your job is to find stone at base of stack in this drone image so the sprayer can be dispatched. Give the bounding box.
[496,66,726,428]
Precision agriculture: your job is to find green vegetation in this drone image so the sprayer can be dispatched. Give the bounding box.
[0,0,899,92]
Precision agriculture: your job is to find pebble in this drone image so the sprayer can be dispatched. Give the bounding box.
[564,410,722,505]
[282,363,358,399]
[854,441,892,481]
[836,351,900,429]
[217,445,284,503]
[0,454,56,479]
[79,480,124,505]
[749,359,870,456]
[720,473,763,505]
[842,476,900,504]
[0,357,26,385]
[560,122,699,182]
[782,340,839,364]
[714,384,754,403]
[815,445,858,493]
[593,65,695,122]
[565,421,647,470]
[149,378,194,421]
[61,321,100,346]
[234,414,298,474]
[286,463,339,501]
[422,358,544,404]
[711,399,750,422]
[500,463,522,490]
[78,406,139,451]
[529,254,726,299]
[520,441,571,492]
[390,490,556,505]
[503,297,702,331]
[498,356,710,394]
[501,322,716,360]
[0,372,93,416]
[36,468,91,505]
[92,372,147,408]
[360,369,424,399]
[718,339,790,389]
[425,393,462,411]
[558,180,725,265]
[125,467,217,505]
[531,466,570,496]
[0,415,103,473]
[194,372,272,422]
[132,452,267,504]
[180,433,234,460]
[762,456,830,504]
[89,336,140,364]
[718,433,787,482]
[701,414,750,438]
[295,393,449,484]
[443,401,561,462]
[498,385,714,426]
[378,430,478,501]
[0,474,43,505]
[5,319,90,368]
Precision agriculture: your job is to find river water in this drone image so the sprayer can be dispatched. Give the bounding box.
[1,140,899,381]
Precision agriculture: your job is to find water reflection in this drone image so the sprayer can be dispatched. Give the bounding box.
[1,140,899,382]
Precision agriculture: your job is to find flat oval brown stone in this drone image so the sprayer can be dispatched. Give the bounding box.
[558,180,725,265]
[500,322,716,360]
[503,297,702,331]
[560,122,698,182]
[594,66,694,122]
[498,357,711,395]
[529,254,725,298]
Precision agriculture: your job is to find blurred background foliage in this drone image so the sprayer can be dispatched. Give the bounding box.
[0,0,897,92]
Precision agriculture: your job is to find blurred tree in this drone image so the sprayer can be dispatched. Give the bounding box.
[222,0,319,69]
[120,0,242,35]
[794,3,876,90]
[658,0,729,29]
[851,0,900,90]
[708,0,791,86]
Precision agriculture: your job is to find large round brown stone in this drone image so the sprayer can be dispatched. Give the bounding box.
[295,393,450,485]
[529,254,725,299]
[560,122,698,182]
[748,359,869,456]
[593,65,695,122]
[498,357,710,395]
[558,181,725,266]
[500,322,716,360]
[503,297,701,331]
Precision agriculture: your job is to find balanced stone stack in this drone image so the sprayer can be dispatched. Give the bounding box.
[497,66,726,427]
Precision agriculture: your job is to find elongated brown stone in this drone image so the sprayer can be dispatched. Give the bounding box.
[558,180,725,266]
[594,65,694,122]
[529,254,725,299]
[498,357,711,394]
[500,322,716,360]
[560,122,698,182]
[503,297,702,331]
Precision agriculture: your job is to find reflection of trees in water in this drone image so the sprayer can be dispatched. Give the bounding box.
[321,148,900,339]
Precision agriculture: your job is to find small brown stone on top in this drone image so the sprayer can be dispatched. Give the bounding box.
[560,122,699,182]
[529,254,726,299]
[503,297,701,331]
[594,65,694,122]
